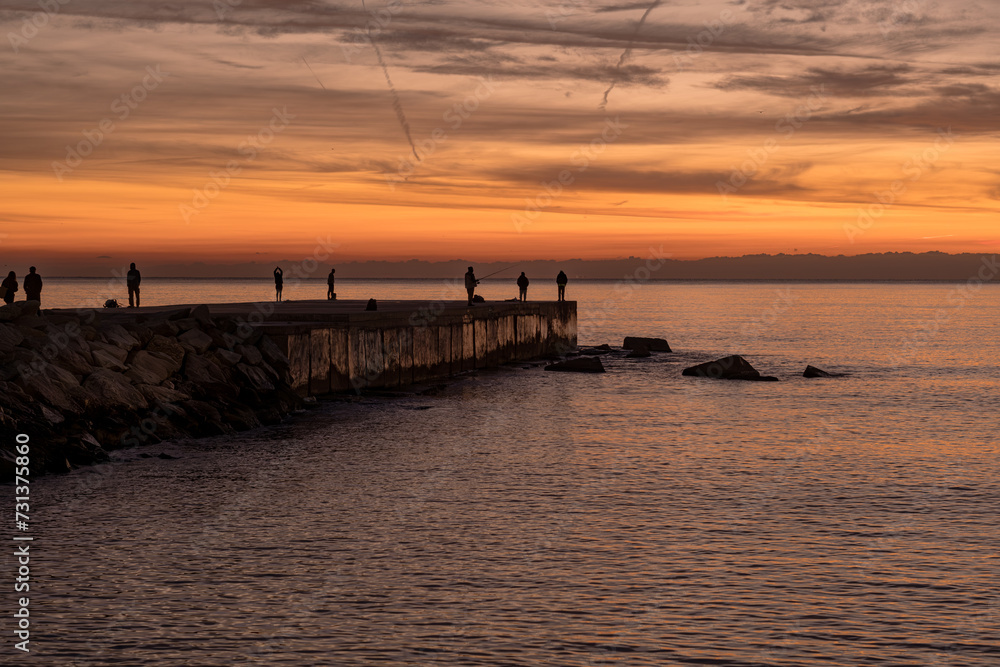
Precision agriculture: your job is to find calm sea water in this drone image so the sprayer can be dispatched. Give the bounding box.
[15,281,1000,665]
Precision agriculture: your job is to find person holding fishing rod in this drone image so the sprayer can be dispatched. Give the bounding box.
[465,266,479,306]
[465,264,520,305]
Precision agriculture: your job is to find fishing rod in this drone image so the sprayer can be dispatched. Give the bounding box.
[476,264,520,281]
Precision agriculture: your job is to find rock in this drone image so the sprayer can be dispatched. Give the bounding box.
[682,355,778,381]
[626,345,651,358]
[0,324,25,355]
[90,340,129,364]
[365,298,378,311]
[623,336,672,352]
[803,365,843,378]
[544,356,606,373]
[136,383,191,405]
[235,362,275,393]
[236,343,263,366]
[148,318,180,337]
[55,347,93,378]
[214,349,242,366]
[0,301,39,322]
[39,404,65,425]
[98,324,139,351]
[90,348,128,372]
[165,308,193,321]
[157,452,178,460]
[183,353,228,385]
[80,369,149,411]
[179,399,230,435]
[146,335,186,368]
[257,335,289,370]
[122,323,154,347]
[172,317,201,333]
[125,350,178,385]
[21,370,81,414]
[66,433,110,465]
[220,403,261,431]
[178,328,213,354]
[190,304,214,327]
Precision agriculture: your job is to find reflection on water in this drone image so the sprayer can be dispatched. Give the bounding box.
[20,283,1000,665]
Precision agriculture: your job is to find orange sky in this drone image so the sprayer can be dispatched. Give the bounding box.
[1,0,998,274]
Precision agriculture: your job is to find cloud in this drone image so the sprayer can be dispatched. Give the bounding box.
[715,64,915,98]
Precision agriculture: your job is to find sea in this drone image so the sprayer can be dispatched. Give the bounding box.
[11,279,1000,665]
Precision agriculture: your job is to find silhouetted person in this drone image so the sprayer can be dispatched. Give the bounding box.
[464,266,479,306]
[126,263,141,307]
[274,267,283,301]
[556,270,568,302]
[327,268,336,300]
[516,272,529,301]
[1,271,17,305]
[23,266,42,305]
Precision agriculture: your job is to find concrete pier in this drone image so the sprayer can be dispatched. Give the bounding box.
[192,300,576,394]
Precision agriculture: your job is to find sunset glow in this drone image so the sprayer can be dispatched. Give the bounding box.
[2,0,998,274]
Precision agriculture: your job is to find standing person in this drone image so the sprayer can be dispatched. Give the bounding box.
[23,266,42,305]
[464,266,479,306]
[516,272,529,301]
[273,266,284,302]
[1,271,17,305]
[326,267,336,300]
[126,263,141,307]
[556,270,568,302]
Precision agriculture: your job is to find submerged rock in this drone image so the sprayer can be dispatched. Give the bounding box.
[623,336,672,352]
[544,356,606,373]
[682,355,778,381]
[803,365,844,378]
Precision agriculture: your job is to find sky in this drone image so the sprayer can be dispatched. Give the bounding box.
[1,0,998,275]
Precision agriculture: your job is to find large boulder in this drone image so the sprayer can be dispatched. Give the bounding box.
[20,367,82,413]
[803,365,844,378]
[235,363,275,393]
[626,345,651,358]
[236,343,263,366]
[80,369,149,411]
[183,353,228,385]
[682,355,778,381]
[258,335,289,370]
[0,301,39,322]
[125,350,178,385]
[623,336,672,352]
[178,328,213,354]
[146,335,186,368]
[90,348,129,372]
[98,324,139,351]
[544,356,606,373]
[89,340,128,364]
[0,323,24,355]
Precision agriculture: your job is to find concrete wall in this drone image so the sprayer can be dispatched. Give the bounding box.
[268,302,576,395]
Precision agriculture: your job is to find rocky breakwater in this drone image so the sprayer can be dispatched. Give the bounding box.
[0,301,302,475]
